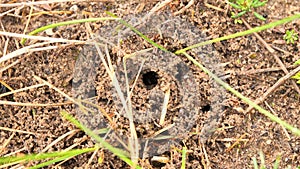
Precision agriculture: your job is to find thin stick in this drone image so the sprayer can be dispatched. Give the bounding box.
[271,45,295,56]
[235,65,296,75]
[241,19,275,53]
[245,65,300,113]
[242,19,300,113]
[204,3,225,12]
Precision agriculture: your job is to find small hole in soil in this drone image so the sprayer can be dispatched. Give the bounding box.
[151,161,166,168]
[150,152,170,168]
[202,104,211,112]
[0,84,8,94]
[142,71,159,90]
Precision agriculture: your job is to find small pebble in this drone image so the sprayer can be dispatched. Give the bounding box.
[70,5,79,12]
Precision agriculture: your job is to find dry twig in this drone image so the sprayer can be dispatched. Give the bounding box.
[242,19,300,113]
[245,65,300,113]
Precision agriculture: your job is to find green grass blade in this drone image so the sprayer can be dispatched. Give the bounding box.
[252,157,259,169]
[259,151,265,168]
[175,13,300,54]
[294,59,300,65]
[0,148,96,166]
[181,147,187,169]
[106,11,168,52]
[232,11,247,18]
[30,150,92,169]
[253,0,268,8]
[227,2,242,9]
[60,110,142,169]
[253,12,266,21]
[21,17,120,44]
[273,155,281,169]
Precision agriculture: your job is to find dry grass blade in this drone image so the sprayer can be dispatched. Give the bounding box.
[34,75,77,103]
[0,42,58,63]
[150,0,173,13]
[0,100,72,107]
[0,0,115,8]
[0,127,36,135]
[93,41,139,163]
[0,80,14,91]
[225,133,249,152]
[85,149,100,169]
[216,138,249,142]
[23,2,34,39]
[159,87,170,126]
[3,147,26,158]
[0,133,15,155]
[0,6,22,17]
[0,31,86,44]
[79,99,116,128]
[115,49,150,117]
[40,130,78,153]
[28,11,74,17]
[0,83,45,98]
[53,135,89,168]
[201,143,210,169]
[123,48,152,99]
[151,124,175,139]
[205,3,225,12]
[0,59,20,73]
[2,37,9,56]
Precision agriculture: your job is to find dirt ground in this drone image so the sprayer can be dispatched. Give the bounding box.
[0,0,300,168]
